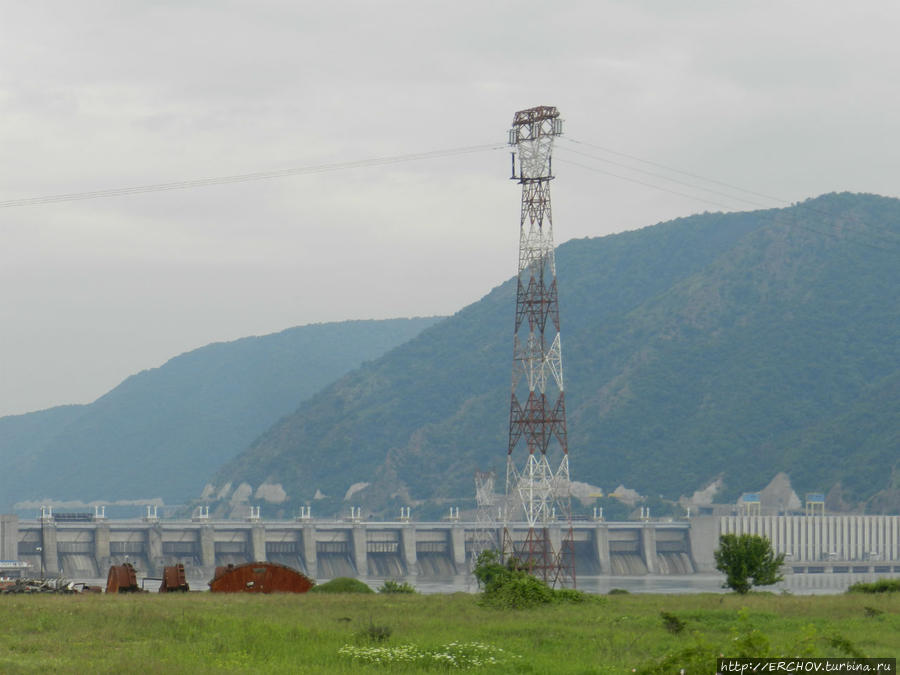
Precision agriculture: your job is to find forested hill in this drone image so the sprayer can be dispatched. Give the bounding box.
[208,193,900,518]
[0,317,440,510]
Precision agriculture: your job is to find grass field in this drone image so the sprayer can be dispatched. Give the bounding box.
[0,591,897,673]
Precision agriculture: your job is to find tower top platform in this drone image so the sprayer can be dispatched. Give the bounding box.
[512,106,560,126]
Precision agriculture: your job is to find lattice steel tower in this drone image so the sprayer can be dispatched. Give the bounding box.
[502,105,574,586]
[470,471,498,565]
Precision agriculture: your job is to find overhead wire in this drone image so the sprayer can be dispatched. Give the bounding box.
[559,136,900,254]
[555,144,773,210]
[553,156,742,213]
[562,137,789,205]
[0,142,505,209]
[2,132,896,253]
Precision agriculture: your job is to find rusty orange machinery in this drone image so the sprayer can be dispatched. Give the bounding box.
[208,562,314,593]
[106,563,141,593]
[159,564,190,592]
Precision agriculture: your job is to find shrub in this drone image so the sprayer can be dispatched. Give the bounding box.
[310,577,374,594]
[377,580,417,594]
[486,574,555,609]
[826,634,866,658]
[660,611,686,634]
[638,644,710,674]
[847,579,900,594]
[473,550,585,608]
[356,621,392,643]
[472,550,511,592]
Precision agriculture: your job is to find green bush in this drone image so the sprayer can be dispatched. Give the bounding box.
[309,577,374,594]
[486,574,555,609]
[472,550,511,591]
[473,550,551,609]
[847,578,900,594]
[660,611,686,634]
[377,580,417,594]
[355,621,392,643]
[472,550,586,609]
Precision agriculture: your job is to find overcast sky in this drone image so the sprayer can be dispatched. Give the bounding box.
[1,1,899,417]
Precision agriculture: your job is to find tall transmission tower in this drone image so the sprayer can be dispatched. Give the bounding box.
[502,105,575,587]
[470,471,498,565]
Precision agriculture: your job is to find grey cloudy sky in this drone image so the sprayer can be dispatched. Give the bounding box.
[2,1,899,417]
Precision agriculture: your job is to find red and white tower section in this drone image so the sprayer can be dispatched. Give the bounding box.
[503,106,574,585]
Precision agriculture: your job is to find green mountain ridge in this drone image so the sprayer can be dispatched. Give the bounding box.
[0,317,441,510]
[208,193,900,517]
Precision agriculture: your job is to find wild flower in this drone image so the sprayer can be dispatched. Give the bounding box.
[339,640,519,669]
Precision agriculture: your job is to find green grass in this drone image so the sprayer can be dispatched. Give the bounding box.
[0,592,897,673]
[310,577,375,594]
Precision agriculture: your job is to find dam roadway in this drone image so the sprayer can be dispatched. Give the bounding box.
[2,514,899,581]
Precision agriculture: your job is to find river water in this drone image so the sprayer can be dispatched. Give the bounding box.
[397,572,898,595]
[73,571,898,595]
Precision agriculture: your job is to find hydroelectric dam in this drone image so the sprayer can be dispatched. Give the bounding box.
[2,514,899,582]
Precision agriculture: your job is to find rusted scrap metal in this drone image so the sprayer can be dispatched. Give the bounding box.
[74,582,103,594]
[208,562,314,594]
[0,577,76,594]
[159,564,190,592]
[106,562,141,593]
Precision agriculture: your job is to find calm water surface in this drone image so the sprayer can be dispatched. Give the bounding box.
[74,571,897,595]
[402,572,899,595]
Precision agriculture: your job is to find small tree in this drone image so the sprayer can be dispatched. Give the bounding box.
[472,549,516,593]
[472,550,556,608]
[714,533,785,594]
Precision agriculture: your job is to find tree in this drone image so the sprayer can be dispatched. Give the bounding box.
[471,550,557,608]
[714,533,785,594]
[472,549,517,593]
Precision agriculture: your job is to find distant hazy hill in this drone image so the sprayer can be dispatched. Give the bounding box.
[208,193,900,518]
[0,318,441,510]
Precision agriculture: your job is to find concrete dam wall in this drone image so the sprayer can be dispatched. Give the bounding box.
[4,517,693,581]
[3,514,899,581]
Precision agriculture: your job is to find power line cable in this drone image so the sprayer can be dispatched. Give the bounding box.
[3,132,896,253]
[0,143,504,209]
[559,138,900,255]
[555,145,773,210]
[553,156,745,212]
[562,137,789,205]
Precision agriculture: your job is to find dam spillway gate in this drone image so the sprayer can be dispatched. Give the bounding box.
[3,515,899,581]
[4,517,692,581]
